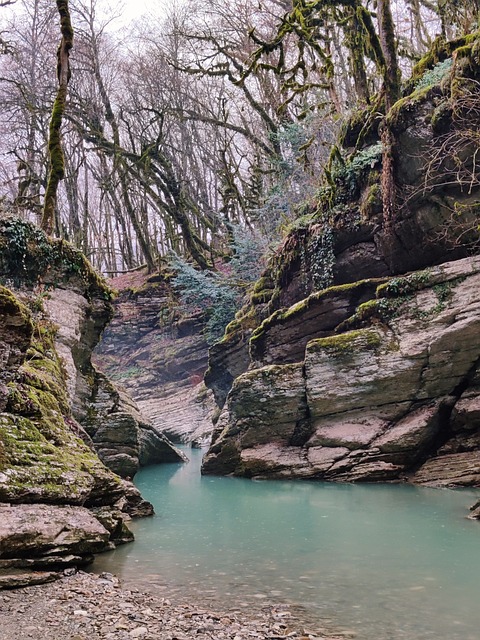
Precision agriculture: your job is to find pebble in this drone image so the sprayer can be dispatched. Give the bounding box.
[0,571,348,640]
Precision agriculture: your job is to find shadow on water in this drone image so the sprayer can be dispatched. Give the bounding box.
[93,448,480,640]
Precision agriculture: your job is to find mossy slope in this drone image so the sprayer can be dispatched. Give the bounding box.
[0,286,122,505]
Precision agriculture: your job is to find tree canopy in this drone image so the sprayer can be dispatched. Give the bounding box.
[0,0,478,273]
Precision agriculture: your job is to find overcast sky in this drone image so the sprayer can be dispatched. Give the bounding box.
[0,0,172,29]
[117,0,158,24]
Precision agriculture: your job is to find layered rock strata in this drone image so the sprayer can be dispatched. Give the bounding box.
[203,37,480,498]
[203,256,480,489]
[0,219,163,581]
[204,34,480,415]
[42,282,185,478]
[95,271,214,445]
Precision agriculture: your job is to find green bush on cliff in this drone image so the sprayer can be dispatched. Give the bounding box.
[414,58,453,91]
[170,227,267,344]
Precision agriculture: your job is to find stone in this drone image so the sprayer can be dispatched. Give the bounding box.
[412,452,480,487]
[469,499,480,520]
[249,278,386,368]
[0,504,111,570]
[94,274,215,443]
[203,255,480,486]
[307,414,388,450]
[202,364,307,476]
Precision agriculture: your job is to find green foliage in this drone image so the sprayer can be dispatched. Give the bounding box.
[170,227,266,345]
[228,226,268,284]
[253,117,333,236]
[377,270,432,297]
[0,217,54,284]
[0,217,113,302]
[325,144,383,207]
[269,122,310,179]
[414,58,453,91]
[341,144,383,194]
[309,225,335,291]
[110,366,143,382]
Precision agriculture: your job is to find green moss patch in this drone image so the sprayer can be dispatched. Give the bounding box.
[0,289,121,505]
[0,217,113,302]
[250,278,387,346]
[307,328,382,357]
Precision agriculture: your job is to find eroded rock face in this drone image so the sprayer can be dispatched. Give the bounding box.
[205,38,480,415]
[79,371,186,478]
[202,256,480,488]
[0,220,156,578]
[94,271,214,445]
[43,284,185,478]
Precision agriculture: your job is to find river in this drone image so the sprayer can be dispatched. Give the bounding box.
[93,448,480,640]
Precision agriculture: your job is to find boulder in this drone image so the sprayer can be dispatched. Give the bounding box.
[0,504,110,562]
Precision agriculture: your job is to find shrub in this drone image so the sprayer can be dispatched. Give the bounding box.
[170,227,267,345]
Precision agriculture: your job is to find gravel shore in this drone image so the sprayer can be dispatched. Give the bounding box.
[0,571,350,640]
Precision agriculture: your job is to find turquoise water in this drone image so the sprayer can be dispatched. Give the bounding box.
[94,449,480,639]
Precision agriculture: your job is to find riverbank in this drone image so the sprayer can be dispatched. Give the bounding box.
[0,571,348,640]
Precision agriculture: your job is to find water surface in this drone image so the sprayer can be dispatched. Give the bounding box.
[94,449,480,639]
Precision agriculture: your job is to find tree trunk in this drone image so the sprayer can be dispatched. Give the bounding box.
[41,0,73,235]
[377,0,400,111]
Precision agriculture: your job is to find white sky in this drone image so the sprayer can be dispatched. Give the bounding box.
[116,0,160,24]
[0,0,171,30]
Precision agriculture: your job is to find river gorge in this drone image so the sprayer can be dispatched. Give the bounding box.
[94,448,480,640]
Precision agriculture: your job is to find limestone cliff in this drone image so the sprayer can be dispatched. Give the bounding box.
[203,257,480,485]
[0,218,177,585]
[202,35,480,495]
[94,269,214,446]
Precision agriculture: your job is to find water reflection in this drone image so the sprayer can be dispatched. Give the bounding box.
[93,448,480,640]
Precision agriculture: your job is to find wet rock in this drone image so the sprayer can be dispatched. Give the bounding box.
[0,572,343,640]
[469,499,480,520]
[249,278,386,368]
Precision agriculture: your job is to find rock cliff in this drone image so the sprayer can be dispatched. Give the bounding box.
[202,35,480,495]
[0,218,177,585]
[95,269,214,446]
[203,257,480,485]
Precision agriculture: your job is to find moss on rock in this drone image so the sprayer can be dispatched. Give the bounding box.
[0,217,113,302]
[0,284,122,506]
[307,328,382,356]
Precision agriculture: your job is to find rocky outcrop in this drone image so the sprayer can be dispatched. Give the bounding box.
[203,37,480,499]
[0,218,157,581]
[470,499,480,520]
[204,35,480,414]
[95,270,214,445]
[202,255,480,489]
[78,371,187,478]
[40,270,185,478]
